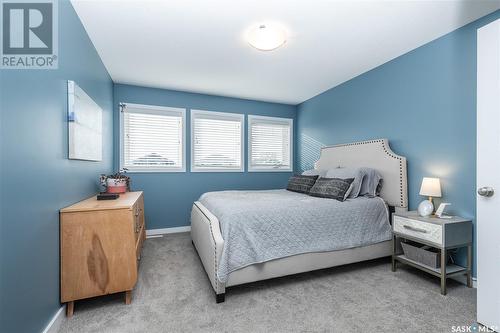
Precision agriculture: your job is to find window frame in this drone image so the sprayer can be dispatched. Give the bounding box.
[119,102,186,173]
[248,115,294,172]
[190,109,245,173]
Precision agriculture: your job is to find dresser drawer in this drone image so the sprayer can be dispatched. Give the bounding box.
[133,201,144,241]
[136,223,145,261]
[393,216,442,245]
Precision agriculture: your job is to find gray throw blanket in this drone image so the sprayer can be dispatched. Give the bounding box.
[198,189,391,283]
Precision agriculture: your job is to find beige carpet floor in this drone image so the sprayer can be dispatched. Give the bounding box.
[58,232,476,333]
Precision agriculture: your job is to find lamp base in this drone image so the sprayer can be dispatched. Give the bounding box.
[418,200,434,217]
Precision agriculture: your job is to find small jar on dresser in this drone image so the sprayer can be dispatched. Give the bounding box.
[391,211,472,295]
[60,191,146,316]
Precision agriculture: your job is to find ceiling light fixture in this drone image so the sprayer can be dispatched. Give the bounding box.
[247,23,286,51]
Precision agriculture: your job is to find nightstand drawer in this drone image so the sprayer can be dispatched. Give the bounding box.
[393,216,442,245]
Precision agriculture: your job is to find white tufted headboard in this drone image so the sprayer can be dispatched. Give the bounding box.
[314,139,408,210]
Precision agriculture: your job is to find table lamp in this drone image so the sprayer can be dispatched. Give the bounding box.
[418,177,441,217]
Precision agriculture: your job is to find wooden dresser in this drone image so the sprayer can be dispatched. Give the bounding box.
[60,191,145,316]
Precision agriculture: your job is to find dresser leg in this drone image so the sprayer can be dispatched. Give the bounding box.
[125,290,132,305]
[66,301,74,317]
[440,249,447,295]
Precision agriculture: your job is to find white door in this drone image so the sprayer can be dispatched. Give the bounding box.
[477,18,500,331]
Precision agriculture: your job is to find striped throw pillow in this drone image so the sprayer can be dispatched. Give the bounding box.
[286,175,319,194]
[309,177,355,201]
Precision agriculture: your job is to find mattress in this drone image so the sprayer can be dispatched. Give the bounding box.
[198,189,392,283]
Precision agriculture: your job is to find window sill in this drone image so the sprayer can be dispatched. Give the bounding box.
[248,168,293,173]
[122,168,186,173]
[190,168,244,173]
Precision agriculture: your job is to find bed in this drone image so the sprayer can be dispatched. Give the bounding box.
[191,139,408,303]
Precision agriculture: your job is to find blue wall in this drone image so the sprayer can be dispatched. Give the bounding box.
[114,84,296,230]
[0,1,114,332]
[296,10,500,277]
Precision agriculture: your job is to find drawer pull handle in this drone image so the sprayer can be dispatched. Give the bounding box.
[403,225,428,233]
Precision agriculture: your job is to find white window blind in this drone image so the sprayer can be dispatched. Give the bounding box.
[121,103,185,172]
[248,115,293,171]
[191,110,244,172]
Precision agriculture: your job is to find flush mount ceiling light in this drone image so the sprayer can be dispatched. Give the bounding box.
[247,24,287,51]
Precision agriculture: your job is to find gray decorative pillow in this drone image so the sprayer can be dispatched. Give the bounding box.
[359,167,383,197]
[309,177,355,201]
[302,169,327,177]
[325,168,366,198]
[286,175,319,194]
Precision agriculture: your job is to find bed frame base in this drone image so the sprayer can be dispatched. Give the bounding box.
[191,239,227,303]
[191,201,395,303]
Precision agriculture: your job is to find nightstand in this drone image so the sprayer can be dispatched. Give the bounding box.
[391,211,472,295]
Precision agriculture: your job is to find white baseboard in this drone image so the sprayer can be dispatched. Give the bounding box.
[146,226,191,238]
[42,305,65,333]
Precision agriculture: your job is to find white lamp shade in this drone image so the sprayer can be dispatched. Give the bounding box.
[419,177,442,197]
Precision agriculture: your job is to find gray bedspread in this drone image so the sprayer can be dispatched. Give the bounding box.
[198,189,391,283]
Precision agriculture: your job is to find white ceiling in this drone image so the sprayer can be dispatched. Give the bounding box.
[72,0,500,105]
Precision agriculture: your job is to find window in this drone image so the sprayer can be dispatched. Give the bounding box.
[248,115,293,172]
[191,110,244,172]
[120,103,186,172]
